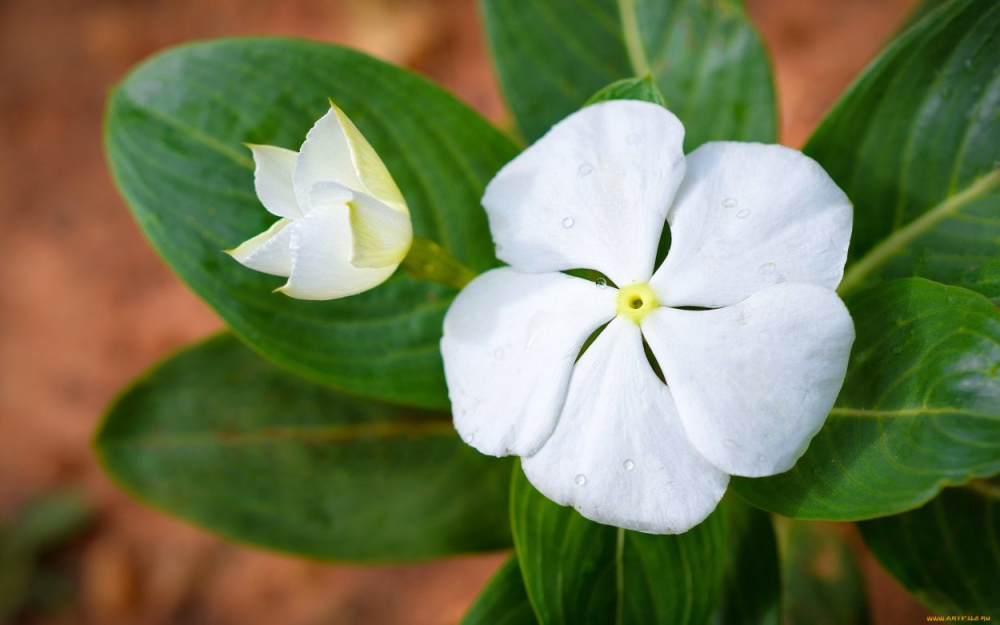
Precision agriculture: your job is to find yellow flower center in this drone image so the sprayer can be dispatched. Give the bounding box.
[617,282,659,323]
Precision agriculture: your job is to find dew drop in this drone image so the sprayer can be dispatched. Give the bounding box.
[578,163,594,177]
[494,347,505,360]
[722,197,738,208]
[623,459,635,471]
[891,346,903,356]
[464,433,474,444]
[575,474,587,486]
[736,209,750,219]
[562,217,575,229]
[596,278,607,288]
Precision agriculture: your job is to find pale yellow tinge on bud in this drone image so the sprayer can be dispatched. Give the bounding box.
[226,103,412,300]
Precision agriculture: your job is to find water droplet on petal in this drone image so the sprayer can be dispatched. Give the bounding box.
[562,217,575,229]
[596,278,607,288]
[736,209,750,219]
[575,474,587,486]
[623,459,634,471]
[722,197,738,208]
[577,163,594,177]
[494,347,505,360]
[464,433,474,444]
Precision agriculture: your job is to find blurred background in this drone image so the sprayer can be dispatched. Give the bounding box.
[0,0,930,623]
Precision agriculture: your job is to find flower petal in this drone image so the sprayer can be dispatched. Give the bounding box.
[247,145,302,219]
[642,283,855,477]
[277,205,396,300]
[309,183,413,269]
[650,142,852,308]
[522,318,730,534]
[441,268,617,457]
[226,218,294,276]
[293,104,407,214]
[483,100,685,287]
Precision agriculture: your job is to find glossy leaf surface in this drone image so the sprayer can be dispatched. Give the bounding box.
[807,0,1000,297]
[860,481,1000,618]
[734,279,1000,520]
[510,466,727,624]
[462,556,538,625]
[480,0,776,147]
[95,334,513,562]
[106,38,518,408]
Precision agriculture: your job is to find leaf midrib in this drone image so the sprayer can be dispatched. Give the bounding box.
[616,0,650,76]
[830,406,1000,421]
[838,168,1000,295]
[99,420,455,449]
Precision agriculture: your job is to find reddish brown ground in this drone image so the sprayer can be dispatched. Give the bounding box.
[0,0,929,623]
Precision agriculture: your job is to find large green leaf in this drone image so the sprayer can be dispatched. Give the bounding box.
[780,522,869,625]
[710,497,780,625]
[94,334,513,562]
[480,0,776,147]
[462,556,538,625]
[510,466,727,625]
[806,0,1000,298]
[105,38,519,409]
[733,279,1000,520]
[860,480,1000,618]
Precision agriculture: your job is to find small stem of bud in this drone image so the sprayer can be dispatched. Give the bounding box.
[401,237,478,290]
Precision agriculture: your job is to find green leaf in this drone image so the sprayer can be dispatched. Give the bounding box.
[585,75,668,107]
[779,521,869,625]
[3,492,92,556]
[94,333,513,562]
[711,497,780,625]
[462,556,538,625]
[860,480,1000,618]
[480,0,776,147]
[510,465,726,625]
[105,38,519,409]
[805,0,1000,298]
[733,278,1000,520]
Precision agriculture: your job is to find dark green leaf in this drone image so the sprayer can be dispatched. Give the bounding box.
[462,556,538,625]
[480,0,776,147]
[780,521,869,625]
[3,492,91,555]
[585,76,668,107]
[105,38,519,409]
[806,0,1000,298]
[510,465,726,624]
[0,492,93,621]
[860,480,1000,618]
[710,496,780,625]
[734,279,1000,520]
[94,334,513,562]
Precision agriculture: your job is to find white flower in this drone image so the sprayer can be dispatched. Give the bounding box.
[228,103,412,300]
[440,100,855,534]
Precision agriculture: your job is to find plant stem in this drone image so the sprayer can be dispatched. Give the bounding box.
[401,236,478,290]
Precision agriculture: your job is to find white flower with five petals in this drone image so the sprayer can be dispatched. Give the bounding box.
[228,104,412,299]
[440,100,856,534]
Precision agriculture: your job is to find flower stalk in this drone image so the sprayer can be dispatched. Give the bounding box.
[401,236,478,290]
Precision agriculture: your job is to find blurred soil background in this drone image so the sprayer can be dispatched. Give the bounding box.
[0,0,930,623]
